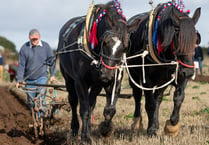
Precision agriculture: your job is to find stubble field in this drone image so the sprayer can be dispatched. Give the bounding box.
[0,53,209,145]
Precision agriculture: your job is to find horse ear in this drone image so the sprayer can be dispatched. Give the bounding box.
[172,8,180,26]
[127,18,142,33]
[196,30,201,44]
[192,7,201,25]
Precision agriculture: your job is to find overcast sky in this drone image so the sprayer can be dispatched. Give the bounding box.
[0,0,208,51]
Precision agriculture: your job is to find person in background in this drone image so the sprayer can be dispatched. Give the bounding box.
[8,63,18,82]
[194,44,203,75]
[16,29,56,115]
[0,52,3,82]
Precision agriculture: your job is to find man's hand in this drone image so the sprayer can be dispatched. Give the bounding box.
[16,82,20,88]
[50,76,56,84]
[16,81,25,88]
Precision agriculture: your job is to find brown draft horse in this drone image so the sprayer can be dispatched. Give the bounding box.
[127,2,201,137]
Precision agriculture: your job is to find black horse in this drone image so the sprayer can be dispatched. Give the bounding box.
[127,2,201,137]
[57,1,129,143]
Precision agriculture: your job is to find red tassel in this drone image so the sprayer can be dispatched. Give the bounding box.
[92,115,95,124]
[157,38,163,55]
[89,22,98,49]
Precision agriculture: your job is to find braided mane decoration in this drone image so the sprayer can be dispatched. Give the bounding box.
[88,0,126,49]
[152,1,190,53]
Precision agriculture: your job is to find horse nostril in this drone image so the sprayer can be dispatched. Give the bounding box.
[182,68,194,78]
[100,69,115,83]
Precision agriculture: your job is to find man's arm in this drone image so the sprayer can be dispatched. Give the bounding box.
[46,43,56,82]
[16,47,26,87]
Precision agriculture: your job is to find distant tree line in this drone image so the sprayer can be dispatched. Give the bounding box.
[0,36,17,53]
[0,36,18,63]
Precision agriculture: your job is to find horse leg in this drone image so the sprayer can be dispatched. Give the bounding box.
[89,85,102,125]
[131,86,143,131]
[164,80,187,137]
[146,87,167,134]
[144,90,157,136]
[99,79,121,137]
[65,80,80,137]
[73,80,92,144]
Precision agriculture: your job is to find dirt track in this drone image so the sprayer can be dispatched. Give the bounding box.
[0,85,36,144]
[193,74,209,82]
[0,85,68,145]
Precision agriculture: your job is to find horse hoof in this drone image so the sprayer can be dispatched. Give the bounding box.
[99,121,115,137]
[81,136,92,145]
[72,130,79,137]
[147,131,157,137]
[131,117,143,131]
[164,120,180,137]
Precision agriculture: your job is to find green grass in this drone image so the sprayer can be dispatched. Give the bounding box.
[200,92,207,95]
[162,96,170,101]
[97,103,102,108]
[200,107,209,114]
[195,106,209,115]
[192,85,200,89]
[124,113,134,120]
[55,70,64,81]
[192,96,200,101]
[199,81,208,85]
[3,71,9,82]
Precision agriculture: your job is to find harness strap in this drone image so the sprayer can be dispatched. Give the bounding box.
[100,56,117,70]
[177,59,195,68]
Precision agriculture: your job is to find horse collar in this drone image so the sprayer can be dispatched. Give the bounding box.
[147,9,162,64]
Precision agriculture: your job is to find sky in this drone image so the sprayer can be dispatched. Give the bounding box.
[0,0,208,51]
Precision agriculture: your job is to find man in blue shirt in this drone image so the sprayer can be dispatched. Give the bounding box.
[0,52,3,82]
[16,29,56,114]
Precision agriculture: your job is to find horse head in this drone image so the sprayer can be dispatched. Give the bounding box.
[156,4,201,78]
[91,1,128,82]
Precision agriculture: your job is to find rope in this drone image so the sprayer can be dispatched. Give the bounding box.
[111,69,118,105]
[123,52,178,91]
[56,45,95,61]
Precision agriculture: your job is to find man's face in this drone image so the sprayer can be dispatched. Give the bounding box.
[30,37,40,46]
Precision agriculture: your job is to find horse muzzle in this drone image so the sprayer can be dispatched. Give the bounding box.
[100,68,115,83]
[180,67,194,78]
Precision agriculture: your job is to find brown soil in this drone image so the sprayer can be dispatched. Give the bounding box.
[193,74,209,83]
[0,85,67,145]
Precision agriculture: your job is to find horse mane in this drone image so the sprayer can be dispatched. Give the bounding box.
[177,17,196,54]
[157,4,195,55]
[99,1,128,47]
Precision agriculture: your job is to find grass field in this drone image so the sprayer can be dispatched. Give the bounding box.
[52,53,209,144]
